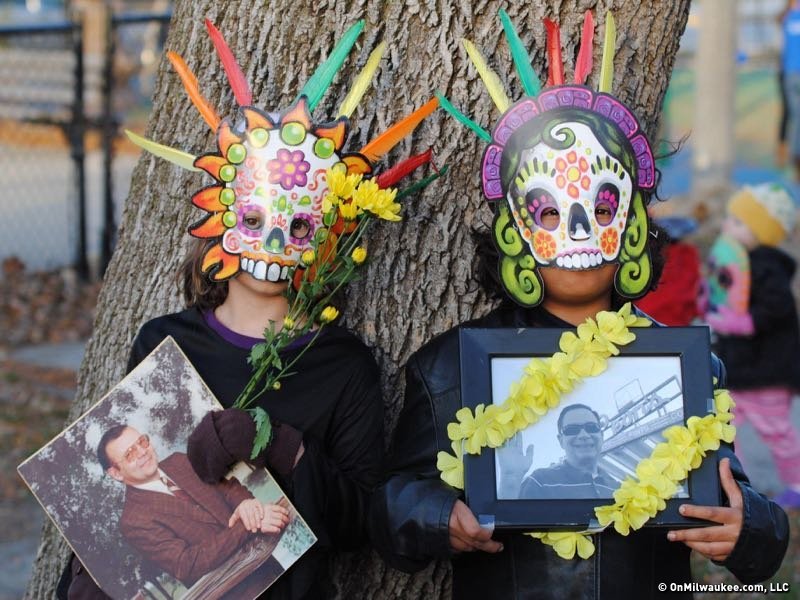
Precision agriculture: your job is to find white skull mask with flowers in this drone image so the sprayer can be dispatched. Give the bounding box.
[507,121,632,270]
[219,118,339,282]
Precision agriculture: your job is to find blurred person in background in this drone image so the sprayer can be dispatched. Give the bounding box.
[705,183,800,510]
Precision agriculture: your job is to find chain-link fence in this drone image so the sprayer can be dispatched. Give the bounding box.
[0,8,170,280]
[0,21,86,276]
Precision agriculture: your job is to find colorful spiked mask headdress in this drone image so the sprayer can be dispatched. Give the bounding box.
[441,11,655,307]
[127,20,438,283]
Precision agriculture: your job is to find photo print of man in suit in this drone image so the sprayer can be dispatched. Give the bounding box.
[520,404,617,499]
[98,424,290,588]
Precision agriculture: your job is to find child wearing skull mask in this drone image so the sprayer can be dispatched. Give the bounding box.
[369,11,789,599]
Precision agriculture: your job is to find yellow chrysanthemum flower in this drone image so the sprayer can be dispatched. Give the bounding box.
[326,167,362,199]
[352,179,381,211]
[283,316,295,330]
[351,247,367,264]
[319,306,340,323]
[301,250,315,265]
[338,200,359,221]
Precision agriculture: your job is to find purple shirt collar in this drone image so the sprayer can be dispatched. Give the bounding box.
[203,309,318,351]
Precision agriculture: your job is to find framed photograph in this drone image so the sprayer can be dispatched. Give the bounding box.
[459,326,720,530]
[18,337,316,600]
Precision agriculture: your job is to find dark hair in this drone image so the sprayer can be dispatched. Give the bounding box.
[178,238,229,310]
[97,424,129,471]
[557,404,601,433]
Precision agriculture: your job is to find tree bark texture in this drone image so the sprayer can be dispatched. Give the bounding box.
[26,1,690,598]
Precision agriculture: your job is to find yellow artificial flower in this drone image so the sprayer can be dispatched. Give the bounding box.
[319,306,340,323]
[301,250,315,265]
[437,441,464,489]
[527,532,595,560]
[686,415,725,452]
[272,381,281,390]
[351,246,367,264]
[338,200,359,221]
[464,405,497,454]
[548,352,578,396]
[650,442,691,481]
[559,329,607,378]
[618,301,653,328]
[322,193,337,214]
[635,458,678,499]
[326,167,362,199]
[485,407,516,448]
[594,309,637,352]
[714,388,736,415]
[283,316,295,330]
[371,188,402,221]
[598,479,663,535]
[352,179,381,212]
[661,425,704,469]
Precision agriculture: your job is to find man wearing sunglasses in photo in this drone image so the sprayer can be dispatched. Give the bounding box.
[520,404,616,500]
[97,424,290,589]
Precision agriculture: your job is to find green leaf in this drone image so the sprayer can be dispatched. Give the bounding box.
[249,342,268,364]
[249,407,273,460]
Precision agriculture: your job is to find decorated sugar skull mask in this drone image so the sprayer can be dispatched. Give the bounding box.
[127,19,437,283]
[443,11,656,306]
[705,234,750,316]
[191,99,369,281]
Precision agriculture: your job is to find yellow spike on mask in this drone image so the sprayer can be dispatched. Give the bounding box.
[337,41,386,118]
[462,38,511,113]
[599,12,616,93]
[124,130,200,171]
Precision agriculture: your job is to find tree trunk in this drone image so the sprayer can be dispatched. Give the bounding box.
[25,1,690,598]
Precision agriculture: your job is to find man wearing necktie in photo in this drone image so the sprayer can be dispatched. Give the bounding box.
[98,424,290,587]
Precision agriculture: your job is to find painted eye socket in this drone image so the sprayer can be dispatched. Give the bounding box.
[290,217,311,241]
[242,210,264,231]
[526,188,560,231]
[594,183,620,226]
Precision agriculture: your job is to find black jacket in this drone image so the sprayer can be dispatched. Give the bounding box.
[714,245,800,390]
[369,302,790,599]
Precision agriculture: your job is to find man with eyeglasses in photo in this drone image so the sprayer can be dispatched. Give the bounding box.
[520,404,617,499]
[97,424,290,588]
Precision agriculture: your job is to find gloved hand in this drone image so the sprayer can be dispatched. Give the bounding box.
[188,408,304,483]
[188,408,253,483]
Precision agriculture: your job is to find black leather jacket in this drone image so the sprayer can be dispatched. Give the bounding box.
[370,303,790,599]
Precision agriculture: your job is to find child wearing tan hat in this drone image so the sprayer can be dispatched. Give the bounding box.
[707,183,800,509]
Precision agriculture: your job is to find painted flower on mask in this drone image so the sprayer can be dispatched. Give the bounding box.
[533,230,557,260]
[600,227,619,255]
[267,148,311,190]
[554,150,591,200]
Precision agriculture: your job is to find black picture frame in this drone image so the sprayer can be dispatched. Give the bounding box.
[459,326,720,531]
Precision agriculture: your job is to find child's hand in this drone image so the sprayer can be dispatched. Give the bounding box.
[259,503,291,534]
[666,458,743,562]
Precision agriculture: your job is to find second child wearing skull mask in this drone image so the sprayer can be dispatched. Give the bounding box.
[369,12,789,599]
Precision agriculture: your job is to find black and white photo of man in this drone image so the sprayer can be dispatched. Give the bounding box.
[519,404,617,499]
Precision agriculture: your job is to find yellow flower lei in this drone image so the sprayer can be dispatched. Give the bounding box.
[436,303,736,560]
